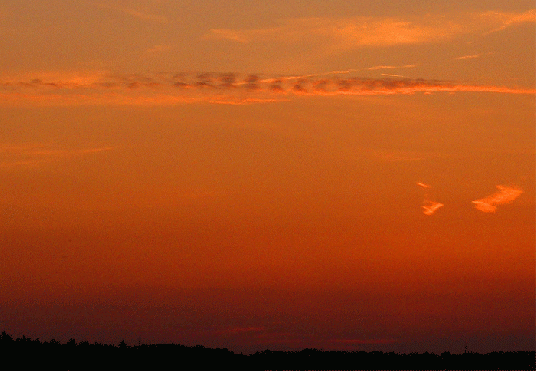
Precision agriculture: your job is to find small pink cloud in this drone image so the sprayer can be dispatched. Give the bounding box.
[418,182,444,215]
[422,200,444,216]
[472,185,523,213]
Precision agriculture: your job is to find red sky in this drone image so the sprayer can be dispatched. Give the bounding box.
[0,0,534,354]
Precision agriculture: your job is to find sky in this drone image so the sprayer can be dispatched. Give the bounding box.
[0,0,534,354]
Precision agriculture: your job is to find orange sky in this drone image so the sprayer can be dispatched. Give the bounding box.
[0,0,534,354]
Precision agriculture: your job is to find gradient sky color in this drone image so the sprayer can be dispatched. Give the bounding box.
[0,0,534,354]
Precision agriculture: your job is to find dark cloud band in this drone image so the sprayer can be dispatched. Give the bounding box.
[1,71,534,106]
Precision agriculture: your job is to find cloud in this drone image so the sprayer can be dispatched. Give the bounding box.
[381,73,406,78]
[455,54,481,60]
[206,10,536,48]
[418,182,444,215]
[422,200,444,216]
[94,2,168,24]
[209,29,249,43]
[0,143,113,170]
[455,52,494,61]
[472,185,523,213]
[145,44,172,54]
[481,9,536,33]
[367,65,416,70]
[206,16,459,47]
[1,71,534,106]
[365,149,424,162]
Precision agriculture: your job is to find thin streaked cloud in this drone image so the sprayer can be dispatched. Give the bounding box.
[93,2,168,24]
[455,52,494,61]
[0,143,114,170]
[481,9,536,34]
[145,44,172,55]
[1,71,534,106]
[367,65,416,70]
[472,185,524,213]
[381,73,407,78]
[207,16,459,47]
[206,10,536,49]
[366,149,424,162]
[455,54,481,60]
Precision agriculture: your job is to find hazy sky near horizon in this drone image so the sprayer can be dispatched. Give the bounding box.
[0,0,534,354]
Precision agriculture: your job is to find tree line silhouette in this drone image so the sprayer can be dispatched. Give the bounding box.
[1,331,533,370]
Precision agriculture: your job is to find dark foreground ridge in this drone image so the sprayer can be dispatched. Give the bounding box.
[1,331,533,370]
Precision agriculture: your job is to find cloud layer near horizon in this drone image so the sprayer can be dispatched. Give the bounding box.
[1,71,534,106]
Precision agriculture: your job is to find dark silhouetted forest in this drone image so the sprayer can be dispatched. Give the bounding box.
[1,331,533,370]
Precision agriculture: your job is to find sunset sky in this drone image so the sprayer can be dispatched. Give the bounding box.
[1,0,534,354]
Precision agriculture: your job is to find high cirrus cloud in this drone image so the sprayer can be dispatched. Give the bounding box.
[0,142,113,170]
[206,10,535,48]
[1,71,535,106]
[93,2,169,24]
[207,17,457,47]
[472,185,523,213]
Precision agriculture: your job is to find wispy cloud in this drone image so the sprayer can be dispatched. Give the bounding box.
[209,29,249,43]
[206,10,536,48]
[206,16,460,47]
[455,54,481,60]
[0,143,113,170]
[93,2,168,24]
[472,185,523,213]
[481,9,536,34]
[366,149,424,162]
[367,65,416,70]
[145,44,172,54]
[418,182,444,215]
[455,52,494,61]
[1,71,534,106]
[367,65,416,78]
[422,200,444,216]
[381,73,406,78]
